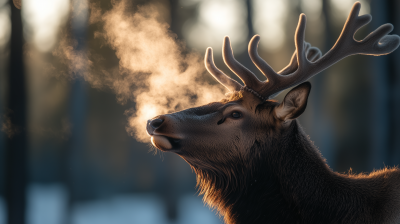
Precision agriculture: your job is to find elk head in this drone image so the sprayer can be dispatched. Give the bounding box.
[146,2,400,218]
[147,1,399,167]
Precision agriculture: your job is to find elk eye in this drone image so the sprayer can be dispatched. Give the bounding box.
[231,112,242,119]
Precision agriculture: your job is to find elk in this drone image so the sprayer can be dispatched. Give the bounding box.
[146,2,400,224]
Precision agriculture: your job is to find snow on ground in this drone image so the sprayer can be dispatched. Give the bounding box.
[71,194,167,224]
[27,184,68,224]
[178,196,223,224]
[0,197,4,224]
[0,184,222,224]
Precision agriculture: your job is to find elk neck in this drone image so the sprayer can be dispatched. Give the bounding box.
[194,119,400,224]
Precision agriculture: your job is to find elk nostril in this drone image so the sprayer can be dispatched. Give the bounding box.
[150,118,164,129]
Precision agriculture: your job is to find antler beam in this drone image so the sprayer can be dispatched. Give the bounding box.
[251,2,400,98]
[206,2,400,99]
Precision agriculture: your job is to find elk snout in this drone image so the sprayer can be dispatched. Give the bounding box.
[146,118,164,136]
[147,116,182,151]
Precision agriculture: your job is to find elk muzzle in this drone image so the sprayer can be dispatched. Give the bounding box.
[146,116,181,151]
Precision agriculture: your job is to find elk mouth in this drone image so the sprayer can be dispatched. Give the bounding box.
[151,135,181,151]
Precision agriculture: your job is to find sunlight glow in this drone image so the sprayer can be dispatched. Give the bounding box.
[22,0,70,52]
[252,0,288,52]
[182,0,248,54]
[140,104,159,122]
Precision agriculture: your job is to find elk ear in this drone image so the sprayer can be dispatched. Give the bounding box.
[274,82,311,121]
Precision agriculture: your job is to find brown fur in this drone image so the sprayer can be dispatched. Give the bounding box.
[147,86,400,224]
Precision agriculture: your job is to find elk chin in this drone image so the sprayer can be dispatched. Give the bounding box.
[151,135,172,151]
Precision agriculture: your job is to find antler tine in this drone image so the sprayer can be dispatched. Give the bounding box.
[293,14,309,70]
[249,34,322,79]
[276,51,298,76]
[249,13,312,97]
[305,46,322,63]
[248,35,278,82]
[278,43,322,75]
[223,36,261,88]
[205,47,242,92]
[360,24,400,55]
[266,43,321,99]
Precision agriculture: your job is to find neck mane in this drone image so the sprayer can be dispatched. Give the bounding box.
[193,120,400,224]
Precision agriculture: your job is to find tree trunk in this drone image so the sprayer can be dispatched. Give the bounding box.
[64,0,88,223]
[369,0,391,170]
[5,1,27,224]
[386,0,400,167]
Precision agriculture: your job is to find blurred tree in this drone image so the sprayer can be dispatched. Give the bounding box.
[4,0,27,224]
[0,5,5,201]
[245,0,254,41]
[370,0,389,171]
[386,0,400,167]
[63,0,89,223]
[312,0,335,170]
[235,0,258,81]
[369,0,400,170]
[11,0,20,9]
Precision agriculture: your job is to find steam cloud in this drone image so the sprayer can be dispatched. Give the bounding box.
[55,0,225,142]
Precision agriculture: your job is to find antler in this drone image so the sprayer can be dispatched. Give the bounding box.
[205,38,321,97]
[205,2,400,99]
